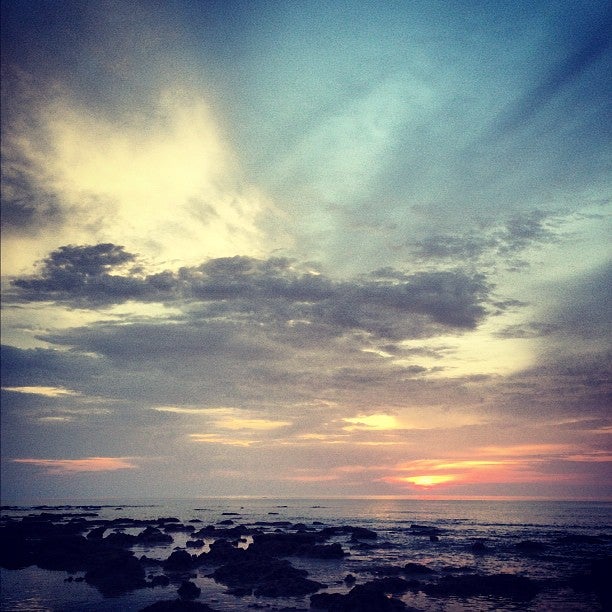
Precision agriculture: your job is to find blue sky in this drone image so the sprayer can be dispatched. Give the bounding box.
[1,0,610,501]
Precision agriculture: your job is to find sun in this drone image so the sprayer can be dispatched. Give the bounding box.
[403,475,456,487]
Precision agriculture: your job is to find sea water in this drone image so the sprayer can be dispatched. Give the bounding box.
[1,498,610,611]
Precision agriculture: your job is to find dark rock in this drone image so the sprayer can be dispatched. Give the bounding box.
[403,562,435,574]
[470,540,489,553]
[310,580,407,611]
[186,539,205,549]
[165,524,196,533]
[86,526,107,540]
[424,573,540,600]
[516,540,546,552]
[149,575,171,587]
[199,538,243,564]
[557,534,603,545]
[177,580,201,600]
[217,519,234,525]
[139,601,218,611]
[349,527,378,540]
[84,548,147,596]
[409,524,441,537]
[250,531,337,558]
[568,556,612,609]
[212,553,325,597]
[344,574,356,584]
[139,526,174,544]
[163,550,195,572]
[104,531,138,547]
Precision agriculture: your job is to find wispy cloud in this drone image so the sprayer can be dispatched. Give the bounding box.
[13,457,137,474]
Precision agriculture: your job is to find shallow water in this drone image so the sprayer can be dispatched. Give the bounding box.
[1,498,610,611]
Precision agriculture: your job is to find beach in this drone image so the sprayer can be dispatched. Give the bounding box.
[1,498,610,611]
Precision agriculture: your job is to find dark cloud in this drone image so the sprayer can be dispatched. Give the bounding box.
[412,210,559,262]
[494,322,560,339]
[11,244,492,336]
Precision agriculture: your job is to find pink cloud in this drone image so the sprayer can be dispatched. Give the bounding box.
[13,457,137,474]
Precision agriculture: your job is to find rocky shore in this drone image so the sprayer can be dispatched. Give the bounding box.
[1,506,610,611]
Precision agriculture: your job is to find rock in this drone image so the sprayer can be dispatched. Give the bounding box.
[568,556,612,609]
[163,550,195,572]
[516,540,546,552]
[139,601,218,611]
[84,548,147,596]
[424,573,540,600]
[403,562,435,574]
[186,539,205,549]
[557,534,603,545]
[349,527,378,541]
[470,540,489,553]
[408,525,441,537]
[165,524,196,533]
[86,526,107,540]
[177,580,201,600]
[139,526,174,544]
[211,553,325,597]
[149,575,171,587]
[199,538,243,564]
[310,580,407,611]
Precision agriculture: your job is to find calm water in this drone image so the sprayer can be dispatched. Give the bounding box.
[1,498,610,611]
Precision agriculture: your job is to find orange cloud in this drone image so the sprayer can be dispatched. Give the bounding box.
[13,457,137,474]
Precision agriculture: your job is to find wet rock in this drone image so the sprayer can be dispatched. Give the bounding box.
[516,540,546,552]
[165,524,196,533]
[84,548,147,596]
[408,525,441,537]
[349,527,378,541]
[568,556,612,609]
[211,553,325,597]
[139,526,174,544]
[403,562,435,574]
[310,579,408,611]
[344,574,356,585]
[177,580,201,600]
[104,531,139,547]
[424,573,540,600]
[470,540,490,553]
[86,526,107,540]
[163,550,195,572]
[199,538,243,564]
[149,574,171,587]
[557,534,603,545]
[186,539,205,549]
[140,601,218,611]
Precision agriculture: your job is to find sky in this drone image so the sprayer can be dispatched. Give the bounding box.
[1,0,610,502]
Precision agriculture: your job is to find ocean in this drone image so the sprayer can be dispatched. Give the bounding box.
[1,497,610,611]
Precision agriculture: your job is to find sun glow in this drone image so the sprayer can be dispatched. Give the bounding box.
[343,414,398,430]
[402,475,456,487]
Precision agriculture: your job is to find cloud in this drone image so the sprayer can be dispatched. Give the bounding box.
[1,385,81,397]
[12,456,137,474]
[412,210,561,263]
[11,245,492,337]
